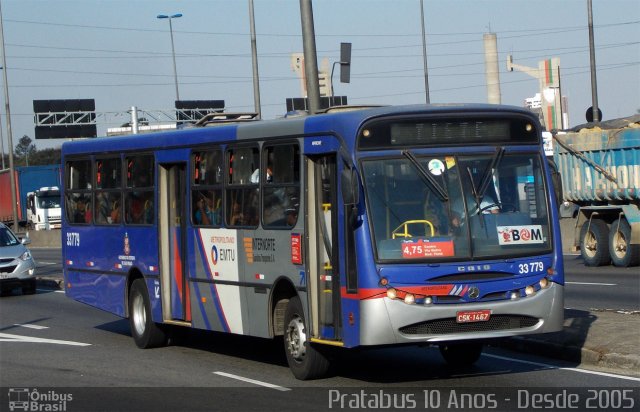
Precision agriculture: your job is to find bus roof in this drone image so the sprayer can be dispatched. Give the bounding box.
[61,103,538,157]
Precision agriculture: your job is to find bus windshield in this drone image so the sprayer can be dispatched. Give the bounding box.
[362,152,552,261]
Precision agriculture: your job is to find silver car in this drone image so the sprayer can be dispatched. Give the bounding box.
[0,223,36,295]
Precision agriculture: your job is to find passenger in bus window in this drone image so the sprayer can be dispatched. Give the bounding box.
[194,194,219,226]
[128,193,144,223]
[111,200,121,224]
[74,197,91,224]
[96,192,110,224]
[285,207,298,227]
[230,202,244,226]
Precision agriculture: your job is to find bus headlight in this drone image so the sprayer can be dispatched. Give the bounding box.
[510,291,519,300]
[404,293,415,305]
[539,277,550,289]
[386,288,397,299]
[423,296,433,305]
[525,285,536,296]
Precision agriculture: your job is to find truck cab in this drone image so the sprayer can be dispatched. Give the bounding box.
[26,186,62,231]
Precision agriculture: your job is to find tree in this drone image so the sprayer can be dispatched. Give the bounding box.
[14,135,36,166]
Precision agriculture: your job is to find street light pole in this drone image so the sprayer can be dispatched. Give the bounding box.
[157,13,182,103]
[0,1,18,230]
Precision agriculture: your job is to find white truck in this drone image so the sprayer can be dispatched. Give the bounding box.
[26,186,62,231]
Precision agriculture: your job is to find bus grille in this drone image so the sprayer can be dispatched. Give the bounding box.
[399,315,538,335]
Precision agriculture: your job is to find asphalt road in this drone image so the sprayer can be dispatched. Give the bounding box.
[1,289,638,411]
[1,248,639,410]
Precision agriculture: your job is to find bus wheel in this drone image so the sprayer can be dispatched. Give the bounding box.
[283,296,330,380]
[580,219,611,267]
[439,342,483,366]
[128,279,167,349]
[609,218,640,267]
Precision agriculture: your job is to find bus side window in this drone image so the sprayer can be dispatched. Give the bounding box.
[262,143,300,228]
[65,160,93,225]
[225,146,259,228]
[125,155,154,225]
[192,150,223,227]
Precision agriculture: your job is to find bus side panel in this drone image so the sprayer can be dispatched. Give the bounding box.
[65,271,127,317]
[190,228,245,334]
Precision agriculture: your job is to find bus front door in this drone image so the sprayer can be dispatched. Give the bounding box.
[307,154,341,341]
[159,163,190,323]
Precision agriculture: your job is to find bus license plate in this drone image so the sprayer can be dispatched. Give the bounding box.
[456,310,491,323]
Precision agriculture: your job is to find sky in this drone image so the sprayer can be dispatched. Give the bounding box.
[0,0,638,151]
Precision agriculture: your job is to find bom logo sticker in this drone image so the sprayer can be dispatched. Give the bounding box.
[497,225,544,245]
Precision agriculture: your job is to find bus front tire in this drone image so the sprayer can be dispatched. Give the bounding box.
[609,218,640,267]
[283,296,330,380]
[580,219,611,267]
[128,279,167,349]
[439,342,483,367]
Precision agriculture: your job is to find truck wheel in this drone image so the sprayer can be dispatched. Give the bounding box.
[439,342,483,366]
[609,219,640,267]
[128,279,167,348]
[283,295,331,380]
[580,219,611,266]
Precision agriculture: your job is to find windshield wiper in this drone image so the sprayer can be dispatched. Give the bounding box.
[477,146,505,203]
[401,150,448,202]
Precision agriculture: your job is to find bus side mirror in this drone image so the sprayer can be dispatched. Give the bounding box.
[341,169,359,206]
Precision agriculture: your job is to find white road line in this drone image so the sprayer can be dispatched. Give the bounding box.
[37,262,59,266]
[14,323,49,330]
[566,281,617,286]
[213,371,291,391]
[483,353,640,382]
[0,332,91,346]
[36,289,65,293]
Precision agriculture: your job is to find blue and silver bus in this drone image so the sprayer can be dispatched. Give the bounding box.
[62,104,564,379]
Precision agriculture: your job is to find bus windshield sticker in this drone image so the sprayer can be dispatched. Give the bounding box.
[497,225,544,245]
[427,159,445,176]
[401,239,455,259]
[445,156,456,169]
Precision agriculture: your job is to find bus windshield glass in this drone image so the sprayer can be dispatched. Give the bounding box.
[362,152,551,261]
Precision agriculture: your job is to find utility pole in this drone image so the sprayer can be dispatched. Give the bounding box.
[299,0,321,114]
[0,1,18,230]
[420,0,430,104]
[248,0,262,119]
[587,0,600,122]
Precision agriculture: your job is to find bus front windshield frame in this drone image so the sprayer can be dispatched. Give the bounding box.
[361,151,552,262]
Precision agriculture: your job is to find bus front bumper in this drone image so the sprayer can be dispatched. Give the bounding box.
[359,282,564,346]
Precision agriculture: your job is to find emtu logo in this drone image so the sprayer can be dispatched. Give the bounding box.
[211,245,218,265]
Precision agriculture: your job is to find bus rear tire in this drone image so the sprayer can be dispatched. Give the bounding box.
[609,218,640,267]
[439,342,483,366]
[580,219,611,267]
[283,296,330,380]
[129,279,167,349]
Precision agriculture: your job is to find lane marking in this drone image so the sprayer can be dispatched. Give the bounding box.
[36,289,65,293]
[0,332,91,346]
[213,371,291,391]
[566,281,617,286]
[483,353,640,382]
[37,262,59,266]
[14,323,49,330]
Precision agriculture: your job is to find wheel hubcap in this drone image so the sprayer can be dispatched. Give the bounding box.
[285,315,307,362]
[132,293,146,336]
[613,230,628,258]
[584,231,597,257]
